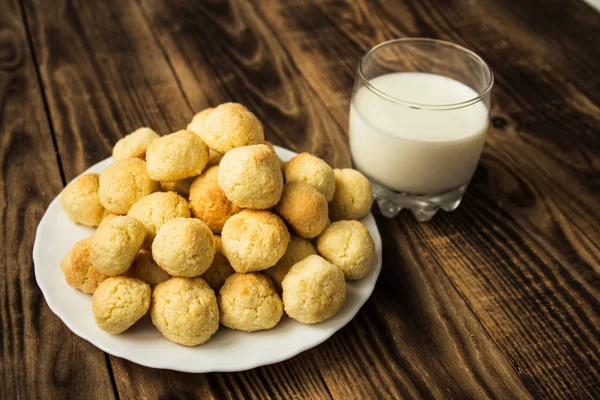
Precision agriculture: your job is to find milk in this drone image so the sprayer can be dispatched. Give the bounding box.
[349,72,489,195]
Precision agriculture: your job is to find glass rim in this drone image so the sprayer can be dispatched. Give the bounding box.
[358,38,494,111]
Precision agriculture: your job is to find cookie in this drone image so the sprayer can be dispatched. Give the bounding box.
[99,158,159,214]
[61,173,105,227]
[218,144,283,209]
[201,236,235,292]
[151,277,219,346]
[160,177,194,197]
[284,153,335,201]
[201,103,264,153]
[281,255,346,324]
[61,238,108,294]
[146,130,209,181]
[275,182,328,239]
[189,166,242,233]
[186,108,214,137]
[329,168,373,221]
[264,235,316,293]
[152,218,215,277]
[218,273,283,332]
[221,210,290,273]
[92,276,151,334]
[112,127,159,161]
[125,249,171,287]
[317,220,375,280]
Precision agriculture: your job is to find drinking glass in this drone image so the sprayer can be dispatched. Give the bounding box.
[349,38,494,221]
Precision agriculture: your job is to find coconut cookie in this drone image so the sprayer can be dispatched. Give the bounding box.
[218,144,283,209]
[284,153,335,201]
[125,249,171,287]
[60,238,108,294]
[201,236,235,291]
[201,103,264,153]
[151,277,219,346]
[160,177,194,197]
[275,182,329,239]
[206,149,224,168]
[61,173,105,227]
[92,276,150,334]
[146,130,209,182]
[218,273,283,332]
[329,168,373,221]
[127,191,190,245]
[112,127,159,161]
[186,108,214,137]
[189,166,242,233]
[152,218,216,277]
[317,220,375,280]
[265,235,316,293]
[221,210,290,273]
[99,158,159,214]
[282,255,346,324]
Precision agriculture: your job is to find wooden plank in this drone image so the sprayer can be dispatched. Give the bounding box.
[139,0,534,398]
[0,0,116,398]
[21,0,334,398]
[251,0,600,397]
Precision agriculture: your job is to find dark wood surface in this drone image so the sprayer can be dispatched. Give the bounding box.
[1,0,598,398]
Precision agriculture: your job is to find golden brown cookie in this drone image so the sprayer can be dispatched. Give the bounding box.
[189,166,242,233]
[146,130,209,181]
[264,235,316,293]
[100,210,120,226]
[151,277,219,346]
[201,236,235,292]
[61,238,108,294]
[125,249,171,287]
[99,158,160,214]
[329,168,373,221]
[186,108,214,136]
[201,103,264,153]
[89,216,146,276]
[284,153,335,201]
[112,127,159,161]
[221,210,290,273]
[218,144,283,209]
[127,191,190,246]
[160,177,194,197]
[206,149,224,168]
[152,218,215,277]
[218,273,283,332]
[61,173,105,226]
[92,276,151,334]
[317,220,375,280]
[281,255,346,324]
[275,182,329,239]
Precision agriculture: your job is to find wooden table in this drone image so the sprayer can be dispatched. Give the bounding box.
[2,0,599,398]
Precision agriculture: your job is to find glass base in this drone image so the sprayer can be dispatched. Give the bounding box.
[371,181,467,221]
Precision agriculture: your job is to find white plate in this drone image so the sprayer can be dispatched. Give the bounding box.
[33,146,382,373]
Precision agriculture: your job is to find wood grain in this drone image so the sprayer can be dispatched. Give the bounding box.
[0,0,116,398]
[252,0,600,397]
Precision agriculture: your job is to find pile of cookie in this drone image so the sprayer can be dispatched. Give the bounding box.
[60,103,375,346]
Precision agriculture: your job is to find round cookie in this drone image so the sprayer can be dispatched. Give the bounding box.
[317,220,375,280]
[218,144,283,209]
[218,273,283,332]
[152,218,216,277]
[160,177,194,197]
[189,166,242,233]
[206,149,224,168]
[275,182,328,239]
[329,168,373,221]
[100,210,120,226]
[146,130,209,181]
[61,238,108,294]
[186,108,214,136]
[265,235,316,293]
[151,277,219,346]
[112,127,159,161]
[125,249,171,287]
[89,216,146,276]
[99,158,159,214]
[61,173,105,227]
[201,103,264,153]
[127,191,190,245]
[282,255,346,324]
[92,276,151,334]
[221,210,290,273]
[285,153,335,201]
[201,236,235,291]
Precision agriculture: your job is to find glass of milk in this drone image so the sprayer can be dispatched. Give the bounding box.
[349,38,494,221]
